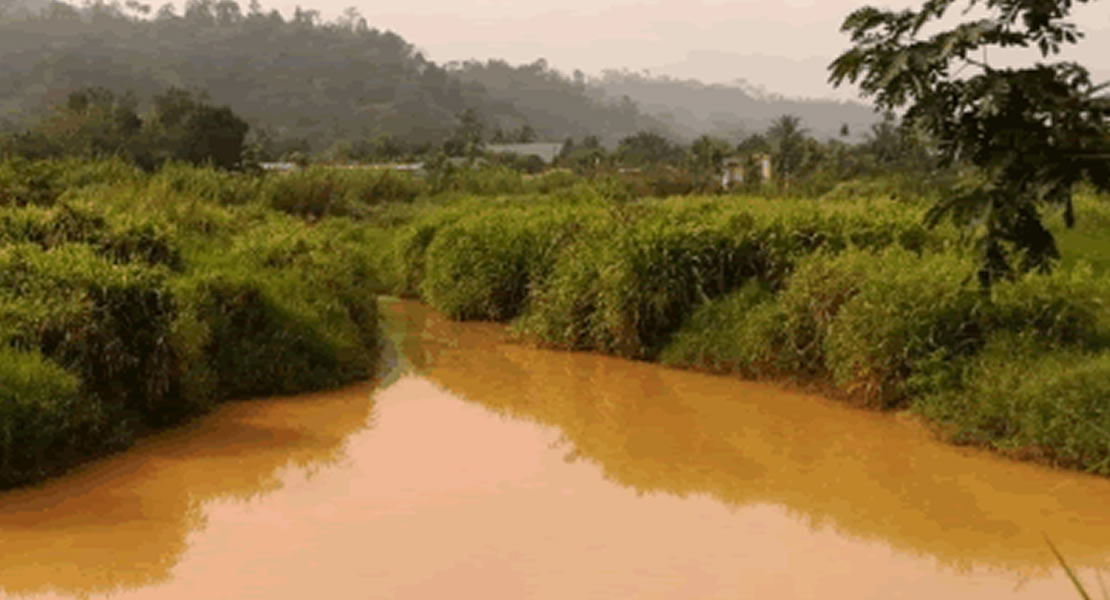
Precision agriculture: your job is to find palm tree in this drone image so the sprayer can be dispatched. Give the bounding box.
[765,115,809,188]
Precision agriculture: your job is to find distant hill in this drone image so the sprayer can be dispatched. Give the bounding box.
[447,59,672,147]
[0,1,671,152]
[0,0,882,153]
[591,70,881,143]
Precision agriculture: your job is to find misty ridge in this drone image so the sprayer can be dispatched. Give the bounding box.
[0,0,879,155]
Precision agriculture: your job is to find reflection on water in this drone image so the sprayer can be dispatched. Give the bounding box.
[1,297,1109,599]
[0,383,377,599]
[398,299,1110,570]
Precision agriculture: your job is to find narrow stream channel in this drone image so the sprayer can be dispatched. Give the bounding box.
[2,298,1109,599]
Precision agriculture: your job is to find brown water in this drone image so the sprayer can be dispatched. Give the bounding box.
[2,298,1110,600]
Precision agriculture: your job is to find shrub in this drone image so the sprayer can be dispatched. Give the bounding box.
[386,205,473,296]
[515,196,948,358]
[449,166,525,196]
[822,249,981,407]
[590,209,763,358]
[987,262,1106,348]
[260,166,424,219]
[760,248,873,377]
[0,243,188,428]
[0,201,183,269]
[422,207,600,321]
[0,157,143,207]
[146,162,260,206]
[524,169,579,194]
[0,348,101,487]
[178,219,382,399]
[915,332,1110,474]
[512,236,610,350]
[658,280,777,374]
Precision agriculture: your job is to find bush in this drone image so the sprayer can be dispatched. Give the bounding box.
[449,166,525,196]
[515,196,947,359]
[0,348,101,487]
[0,156,143,207]
[524,169,579,194]
[821,249,981,407]
[0,201,183,269]
[987,262,1106,348]
[512,236,610,350]
[422,207,599,321]
[386,205,473,296]
[178,218,382,399]
[915,332,1110,474]
[659,280,777,374]
[589,208,763,358]
[260,166,424,219]
[0,243,188,428]
[749,248,874,378]
[146,162,261,207]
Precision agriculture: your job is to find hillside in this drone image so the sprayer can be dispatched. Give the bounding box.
[0,0,667,152]
[0,0,884,153]
[592,70,880,142]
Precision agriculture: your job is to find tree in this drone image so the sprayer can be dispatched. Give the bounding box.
[765,115,811,187]
[616,131,682,167]
[6,87,144,161]
[443,108,484,157]
[514,124,537,143]
[148,87,248,169]
[686,134,731,187]
[829,0,1110,285]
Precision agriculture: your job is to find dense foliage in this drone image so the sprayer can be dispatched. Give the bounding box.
[0,158,386,488]
[829,0,1110,285]
[378,184,1110,476]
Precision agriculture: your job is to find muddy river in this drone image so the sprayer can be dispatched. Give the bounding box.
[1,298,1109,599]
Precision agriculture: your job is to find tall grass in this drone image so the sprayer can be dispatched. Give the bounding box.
[421,206,607,321]
[0,158,388,488]
[382,184,1110,476]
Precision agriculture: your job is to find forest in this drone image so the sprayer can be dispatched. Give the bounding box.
[0,0,880,157]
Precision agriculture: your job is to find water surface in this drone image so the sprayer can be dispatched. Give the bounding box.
[2,298,1109,599]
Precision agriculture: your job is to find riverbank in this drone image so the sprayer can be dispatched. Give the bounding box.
[4,297,1110,600]
[383,188,1110,475]
[0,158,386,488]
[4,157,1109,487]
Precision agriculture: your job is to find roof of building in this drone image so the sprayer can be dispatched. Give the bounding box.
[484,142,564,164]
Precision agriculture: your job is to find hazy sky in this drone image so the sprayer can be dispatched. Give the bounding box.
[258,0,1109,101]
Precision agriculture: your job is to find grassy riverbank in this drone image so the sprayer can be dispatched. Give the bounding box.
[382,184,1110,476]
[0,158,389,488]
[4,158,1109,486]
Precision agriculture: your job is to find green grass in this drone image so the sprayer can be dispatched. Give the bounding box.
[379,183,1110,478]
[0,158,389,489]
[4,157,1110,487]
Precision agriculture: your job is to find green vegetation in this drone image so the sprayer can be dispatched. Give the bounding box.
[2,148,1109,490]
[829,0,1110,285]
[0,158,387,488]
[369,178,1110,477]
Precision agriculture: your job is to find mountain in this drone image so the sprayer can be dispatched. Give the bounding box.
[0,0,881,153]
[447,59,672,147]
[591,70,881,143]
[0,1,669,151]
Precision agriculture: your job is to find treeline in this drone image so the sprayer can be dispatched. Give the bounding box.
[0,77,936,207]
[0,0,668,153]
[3,86,248,170]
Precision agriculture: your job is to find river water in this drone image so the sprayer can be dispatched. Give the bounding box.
[2,298,1109,599]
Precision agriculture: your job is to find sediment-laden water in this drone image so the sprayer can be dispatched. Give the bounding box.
[2,298,1108,599]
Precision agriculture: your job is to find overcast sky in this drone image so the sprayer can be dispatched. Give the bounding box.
[258,0,1109,101]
